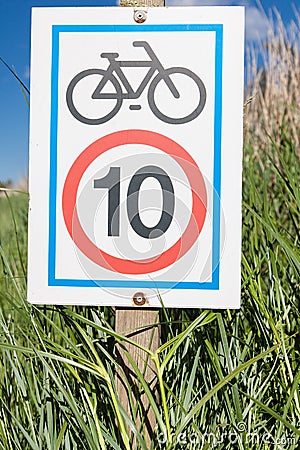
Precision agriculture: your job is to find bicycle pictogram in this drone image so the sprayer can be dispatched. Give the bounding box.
[66,41,207,125]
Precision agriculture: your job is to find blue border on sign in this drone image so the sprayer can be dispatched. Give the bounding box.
[49,24,223,290]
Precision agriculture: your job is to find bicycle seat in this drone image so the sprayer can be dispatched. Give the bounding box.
[101,52,119,59]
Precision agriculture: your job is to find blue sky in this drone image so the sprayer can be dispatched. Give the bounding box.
[0,0,297,184]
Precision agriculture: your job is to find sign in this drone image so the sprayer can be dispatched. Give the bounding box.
[28,6,244,308]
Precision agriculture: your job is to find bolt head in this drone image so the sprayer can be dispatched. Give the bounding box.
[132,292,147,306]
[134,10,147,24]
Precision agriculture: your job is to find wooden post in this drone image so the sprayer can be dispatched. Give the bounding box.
[116,1,164,445]
[115,304,160,441]
[120,0,164,6]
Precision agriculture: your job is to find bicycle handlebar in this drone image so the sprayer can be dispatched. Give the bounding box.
[133,41,148,47]
[133,41,157,60]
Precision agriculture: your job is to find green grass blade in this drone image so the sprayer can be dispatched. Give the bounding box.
[175,343,281,437]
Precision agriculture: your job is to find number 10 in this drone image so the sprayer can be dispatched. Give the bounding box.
[94,165,174,238]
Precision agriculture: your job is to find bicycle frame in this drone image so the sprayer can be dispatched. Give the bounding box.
[97,41,179,100]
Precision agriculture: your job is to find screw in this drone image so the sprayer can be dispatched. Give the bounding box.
[132,292,147,306]
[134,10,147,24]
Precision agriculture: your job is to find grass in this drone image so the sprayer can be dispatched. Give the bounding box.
[0,14,300,450]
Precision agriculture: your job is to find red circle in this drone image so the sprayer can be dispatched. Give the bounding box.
[62,130,207,274]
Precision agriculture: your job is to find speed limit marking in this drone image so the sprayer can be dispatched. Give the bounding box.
[62,129,207,274]
[28,6,244,307]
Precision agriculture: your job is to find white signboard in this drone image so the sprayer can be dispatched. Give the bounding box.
[28,6,244,308]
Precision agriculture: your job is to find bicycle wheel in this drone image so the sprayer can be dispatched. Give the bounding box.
[66,69,122,125]
[148,67,206,125]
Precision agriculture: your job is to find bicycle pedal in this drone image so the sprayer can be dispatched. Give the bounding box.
[129,105,142,110]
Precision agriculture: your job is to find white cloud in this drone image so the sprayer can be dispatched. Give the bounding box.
[165,0,269,42]
[245,6,269,42]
